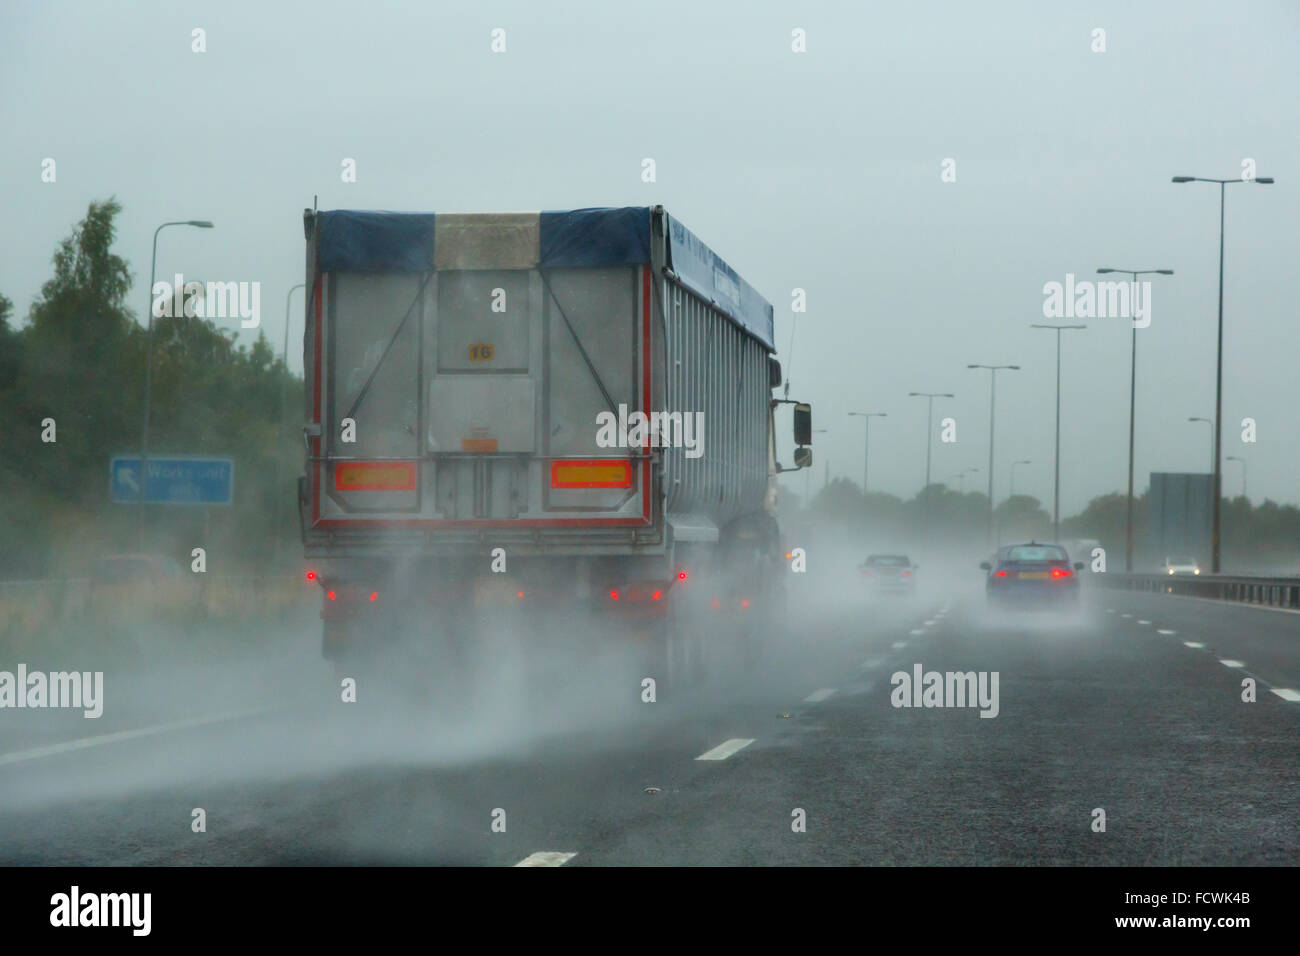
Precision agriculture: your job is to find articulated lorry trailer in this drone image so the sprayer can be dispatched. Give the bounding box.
[297,205,812,689]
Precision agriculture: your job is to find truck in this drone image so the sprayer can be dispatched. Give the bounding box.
[296,205,812,692]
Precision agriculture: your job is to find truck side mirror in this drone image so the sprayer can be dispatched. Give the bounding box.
[979,562,991,571]
[793,403,812,446]
[793,446,812,469]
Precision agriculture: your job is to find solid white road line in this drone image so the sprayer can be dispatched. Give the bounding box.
[1157,629,1177,635]
[514,852,577,867]
[696,738,755,761]
[1183,641,1205,649]
[804,688,836,703]
[1219,660,1246,668]
[1270,689,1300,702]
[0,706,278,769]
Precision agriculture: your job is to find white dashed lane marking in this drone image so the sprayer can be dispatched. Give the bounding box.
[1183,641,1205,649]
[893,641,910,649]
[1137,620,1151,625]
[1219,660,1246,669]
[1157,629,1177,635]
[514,852,576,867]
[696,738,755,761]
[804,688,836,703]
[1271,689,1300,702]
[0,707,277,768]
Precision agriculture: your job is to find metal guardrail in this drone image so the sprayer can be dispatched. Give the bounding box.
[1089,572,1300,610]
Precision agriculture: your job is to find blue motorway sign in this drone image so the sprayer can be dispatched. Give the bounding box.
[110,456,235,506]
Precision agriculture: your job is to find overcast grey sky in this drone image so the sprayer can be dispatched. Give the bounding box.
[3,0,1297,513]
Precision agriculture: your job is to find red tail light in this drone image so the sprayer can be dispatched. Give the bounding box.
[901,571,911,577]
[1051,568,1072,578]
[652,589,662,601]
[711,598,720,608]
[740,598,750,608]
[369,591,378,601]
[327,590,336,600]
[306,570,317,581]
[610,589,620,601]
[995,571,1007,578]
[677,570,688,582]
[517,591,524,599]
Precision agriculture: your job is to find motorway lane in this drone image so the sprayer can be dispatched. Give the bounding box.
[1092,587,1300,695]
[0,588,1295,865]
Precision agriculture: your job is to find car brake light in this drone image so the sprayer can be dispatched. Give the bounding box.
[740,598,750,608]
[711,598,720,608]
[610,589,620,601]
[677,570,688,582]
[306,570,317,581]
[517,591,524,599]
[901,571,911,577]
[995,571,1007,578]
[369,591,378,601]
[327,590,336,600]
[1051,568,1072,578]
[652,589,662,601]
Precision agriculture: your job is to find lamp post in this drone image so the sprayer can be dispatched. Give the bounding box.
[847,411,887,492]
[805,427,828,505]
[908,392,953,521]
[1226,455,1247,500]
[1171,172,1275,573]
[966,364,1019,546]
[1188,417,1214,473]
[139,219,215,547]
[1097,267,1173,572]
[1010,459,1030,498]
[1030,324,1085,543]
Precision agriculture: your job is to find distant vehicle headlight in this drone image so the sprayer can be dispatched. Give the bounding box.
[1168,568,1175,575]
[1193,568,1200,575]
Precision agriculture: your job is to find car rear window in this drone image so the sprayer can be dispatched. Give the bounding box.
[1003,545,1067,563]
[867,555,910,566]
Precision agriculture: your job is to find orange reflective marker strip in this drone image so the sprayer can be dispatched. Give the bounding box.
[335,462,417,491]
[550,460,633,489]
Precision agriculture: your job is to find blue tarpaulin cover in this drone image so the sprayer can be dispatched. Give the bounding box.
[314,207,773,348]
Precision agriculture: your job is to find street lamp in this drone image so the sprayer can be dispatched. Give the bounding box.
[1172,172,1275,573]
[139,219,215,546]
[273,282,307,569]
[1098,267,1174,572]
[1010,459,1031,498]
[847,411,887,492]
[950,466,979,494]
[908,392,954,520]
[967,364,1019,545]
[1188,417,1214,473]
[805,427,828,504]
[1226,455,1247,500]
[1030,324,1086,543]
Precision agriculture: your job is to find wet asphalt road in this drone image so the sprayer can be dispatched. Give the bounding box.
[1,584,1297,866]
